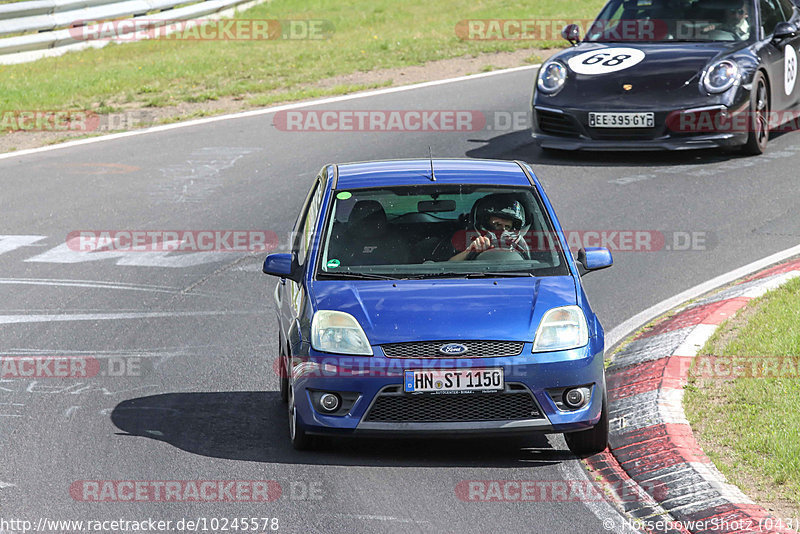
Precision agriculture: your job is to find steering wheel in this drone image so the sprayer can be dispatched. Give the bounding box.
[474,248,527,262]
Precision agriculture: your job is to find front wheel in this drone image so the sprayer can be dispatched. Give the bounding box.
[564,392,608,456]
[278,349,289,404]
[741,72,769,156]
[287,385,314,450]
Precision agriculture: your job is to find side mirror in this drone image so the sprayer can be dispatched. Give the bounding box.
[772,21,797,42]
[561,24,581,46]
[262,253,301,282]
[576,247,613,276]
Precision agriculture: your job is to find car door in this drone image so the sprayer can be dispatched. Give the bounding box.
[280,170,325,357]
[757,0,800,112]
[776,0,800,108]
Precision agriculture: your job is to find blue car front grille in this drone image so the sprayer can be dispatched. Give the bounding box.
[381,340,524,359]
[363,385,542,423]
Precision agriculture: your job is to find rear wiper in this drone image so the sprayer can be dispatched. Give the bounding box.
[317,272,398,280]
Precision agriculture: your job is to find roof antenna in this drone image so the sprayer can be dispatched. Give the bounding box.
[428,146,436,182]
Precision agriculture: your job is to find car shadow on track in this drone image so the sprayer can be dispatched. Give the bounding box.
[110,391,575,467]
[464,130,758,167]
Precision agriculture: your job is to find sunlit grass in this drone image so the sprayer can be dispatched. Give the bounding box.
[685,276,800,512]
[0,0,603,112]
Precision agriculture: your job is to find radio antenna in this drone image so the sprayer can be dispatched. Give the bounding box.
[428,146,436,182]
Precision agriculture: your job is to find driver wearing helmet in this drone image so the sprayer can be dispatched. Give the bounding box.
[449,198,528,261]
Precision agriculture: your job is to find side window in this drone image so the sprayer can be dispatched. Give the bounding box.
[295,179,323,267]
[776,0,797,20]
[761,0,787,35]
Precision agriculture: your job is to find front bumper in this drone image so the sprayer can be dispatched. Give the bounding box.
[532,104,749,151]
[289,339,606,437]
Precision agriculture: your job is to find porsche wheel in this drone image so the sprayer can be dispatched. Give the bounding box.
[742,71,769,156]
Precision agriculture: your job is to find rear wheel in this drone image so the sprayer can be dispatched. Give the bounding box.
[288,384,314,450]
[564,392,608,456]
[741,72,769,156]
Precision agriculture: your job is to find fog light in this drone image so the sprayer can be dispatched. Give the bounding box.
[319,393,340,412]
[564,387,591,409]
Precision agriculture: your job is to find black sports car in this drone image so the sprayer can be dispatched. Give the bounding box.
[531,0,800,154]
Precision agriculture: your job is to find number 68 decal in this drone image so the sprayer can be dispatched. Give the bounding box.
[567,47,646,75]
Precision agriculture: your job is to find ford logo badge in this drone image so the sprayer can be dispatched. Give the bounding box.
[439,343,468,355]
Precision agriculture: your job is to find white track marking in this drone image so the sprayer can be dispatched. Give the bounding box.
[0,278,183,293]
[0,235,47,256]
[0,310,256,325]
[327,514,429,525]
[25,241,234,267]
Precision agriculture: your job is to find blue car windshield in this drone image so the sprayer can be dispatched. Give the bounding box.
[585,0,756,42]
[316,185,570,279]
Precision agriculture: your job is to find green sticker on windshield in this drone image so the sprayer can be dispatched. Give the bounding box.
[336,191,352,200]
[327,259,341,269]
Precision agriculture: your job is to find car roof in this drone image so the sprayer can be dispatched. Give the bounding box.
[334,159,536,189]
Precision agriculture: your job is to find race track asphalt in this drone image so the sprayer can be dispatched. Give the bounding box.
[1,66,799,533]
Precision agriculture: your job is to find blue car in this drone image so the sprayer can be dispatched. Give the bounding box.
[262,159,613,454]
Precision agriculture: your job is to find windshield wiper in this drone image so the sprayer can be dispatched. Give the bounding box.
[400,272,535,279]
[317,271,399,280]
[464,272,535,278]
[319,271,537,281]
[396,273,465,279]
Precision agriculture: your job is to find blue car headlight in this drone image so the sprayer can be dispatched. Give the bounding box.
[537,61,568,95]
[703,60,740,94]
[311,310,373,356]
[532,306,589,352]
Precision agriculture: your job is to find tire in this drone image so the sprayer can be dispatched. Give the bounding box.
[287,384,314,451]
[278,343,289,404]
[741,71,769,156]
[564,391,609,456]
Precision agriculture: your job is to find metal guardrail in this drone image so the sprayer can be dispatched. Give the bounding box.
[0,0,265,64]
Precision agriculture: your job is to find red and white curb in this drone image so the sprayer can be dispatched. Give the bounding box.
[587,258,800,534]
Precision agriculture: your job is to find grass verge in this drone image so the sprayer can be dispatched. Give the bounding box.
[684,276,800,518]
[0,0,603,114]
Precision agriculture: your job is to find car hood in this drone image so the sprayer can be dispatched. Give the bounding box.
[310,276,578,345]
[547,42,750,106]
